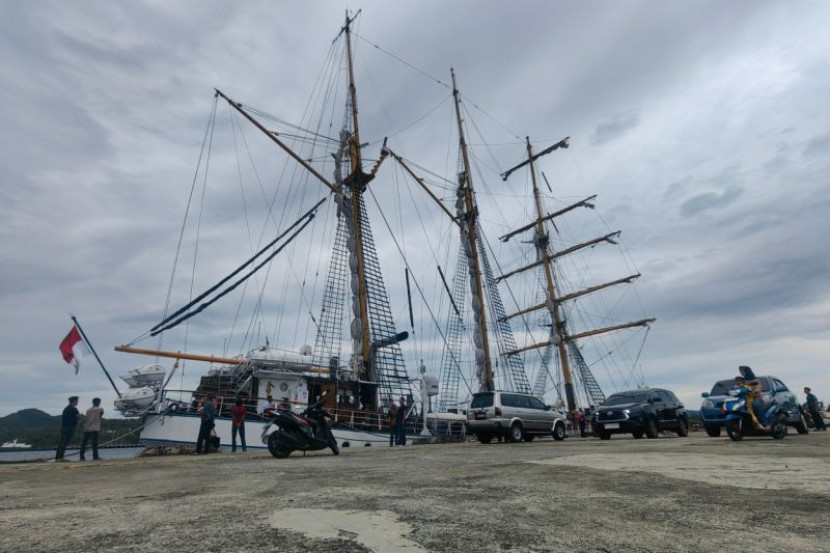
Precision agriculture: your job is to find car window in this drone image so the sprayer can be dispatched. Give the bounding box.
[657,391,672,405]
[710,380,735,395]
[514,395,531,408]
[711,378,770,395]
[668,391,682,406]
[604,391,650,405]
[501,394,517,408]
[527,396,546,410]
[471,393,493,408]
[773,379,788,392]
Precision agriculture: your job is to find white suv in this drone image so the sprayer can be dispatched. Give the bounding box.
[468,391,568,443]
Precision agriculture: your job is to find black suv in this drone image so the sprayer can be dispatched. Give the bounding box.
[594,388,689,439]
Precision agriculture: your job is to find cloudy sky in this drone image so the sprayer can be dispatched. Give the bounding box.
[2,1,829,417]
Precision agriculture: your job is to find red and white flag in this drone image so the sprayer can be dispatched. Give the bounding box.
[59,326,90,375]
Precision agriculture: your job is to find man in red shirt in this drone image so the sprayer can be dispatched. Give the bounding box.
[231,397,248,452]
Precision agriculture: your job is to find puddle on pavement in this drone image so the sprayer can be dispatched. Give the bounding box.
[268,508,427,552]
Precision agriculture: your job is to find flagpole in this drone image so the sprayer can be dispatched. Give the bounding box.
[71,315,122,398]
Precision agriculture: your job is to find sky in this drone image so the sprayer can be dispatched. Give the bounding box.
[2,1,829,417]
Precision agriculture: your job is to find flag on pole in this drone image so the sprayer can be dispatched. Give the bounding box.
[59,326,90,374]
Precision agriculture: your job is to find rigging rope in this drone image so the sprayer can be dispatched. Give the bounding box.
[149,200,327,336]
[137,97,220,350]
[366,186,474,398]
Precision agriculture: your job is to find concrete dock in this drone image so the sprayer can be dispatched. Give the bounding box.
[2,432,829,552]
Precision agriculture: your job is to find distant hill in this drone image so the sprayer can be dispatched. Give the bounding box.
[0,408,54,433]
[0,408,142,448]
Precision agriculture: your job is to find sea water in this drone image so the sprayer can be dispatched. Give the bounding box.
[0,445,146,463]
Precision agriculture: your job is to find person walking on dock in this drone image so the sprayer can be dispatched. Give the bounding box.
[55,396,80,462]
[195,395,217,454]
[396,396,407,446]
[230,397,247,452]
[387,398,397,447]
[804,387,827,431]
[80,397,103,461]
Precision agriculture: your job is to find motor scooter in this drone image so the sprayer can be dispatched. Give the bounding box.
[722,386,787,441]
[260,394,339,458]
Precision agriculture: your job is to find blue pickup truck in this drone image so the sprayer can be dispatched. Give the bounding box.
[700,375,809,437]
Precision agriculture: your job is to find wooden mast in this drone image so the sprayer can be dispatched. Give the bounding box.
[451,68,494,392]
[525,136,577,413]
[342,12,374,380]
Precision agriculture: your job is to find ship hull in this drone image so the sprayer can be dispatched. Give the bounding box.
[139,412,408,450]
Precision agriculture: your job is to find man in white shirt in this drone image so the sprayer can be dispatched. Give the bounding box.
[80,398,103,461]
[257,395,274,414]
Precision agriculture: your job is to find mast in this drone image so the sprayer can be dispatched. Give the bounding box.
[451,68,494,392]
[341,11,373,379]
[500,136,655,409]
[525,137,577,413]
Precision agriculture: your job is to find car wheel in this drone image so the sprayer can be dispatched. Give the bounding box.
[771,414,788,440]
[508,423,525,443]
[644,416,659,439]
[704,425,721,438]
[552,422,566,441]
[676,416,689,437]
[795,413,810,435]
[475,432,493,444]
[598,430,611,440]
[632,430,644,439]
[725,419,743,441]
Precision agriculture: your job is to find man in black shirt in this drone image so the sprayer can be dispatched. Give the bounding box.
[56,396,81,461]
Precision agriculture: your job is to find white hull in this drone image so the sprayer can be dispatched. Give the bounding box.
[139,412,404,450]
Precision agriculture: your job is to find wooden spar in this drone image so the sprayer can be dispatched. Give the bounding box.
[565,318,656,342]
[452,68,494,392]
[342,13,373,380]
[499,195,597,243]
[114,345,332,374]
[501,273,642,322]
[385,147,461,227]
[525,136,577,413]
[437,265,462,319]
[213,89,337,194]
[506,318,656,356]
[496,231,621,283]
[501,137,570,181]
[115,345,245,365]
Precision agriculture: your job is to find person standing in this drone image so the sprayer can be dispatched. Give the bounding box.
[55,396,81,462]
[804,387,827,431]
[80,398,104,461]
[257,395,274,415]
[396,396,407,446]
[387,398,398,447]
[195,395,217,454]
[577,408,586,438]
[230,397,248,452]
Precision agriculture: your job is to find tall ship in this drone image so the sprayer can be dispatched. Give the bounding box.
[111,12,654,450]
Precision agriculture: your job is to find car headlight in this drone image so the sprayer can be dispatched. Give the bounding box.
[701,400,713,408]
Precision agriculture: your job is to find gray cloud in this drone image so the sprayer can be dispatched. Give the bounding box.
[803,133,830,158]
[679,185,743,217]
[590,111,641,146]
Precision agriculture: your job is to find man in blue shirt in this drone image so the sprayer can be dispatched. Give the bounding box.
[804,387,826,431]
[195,395,217,454]
[55,396,80,462]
